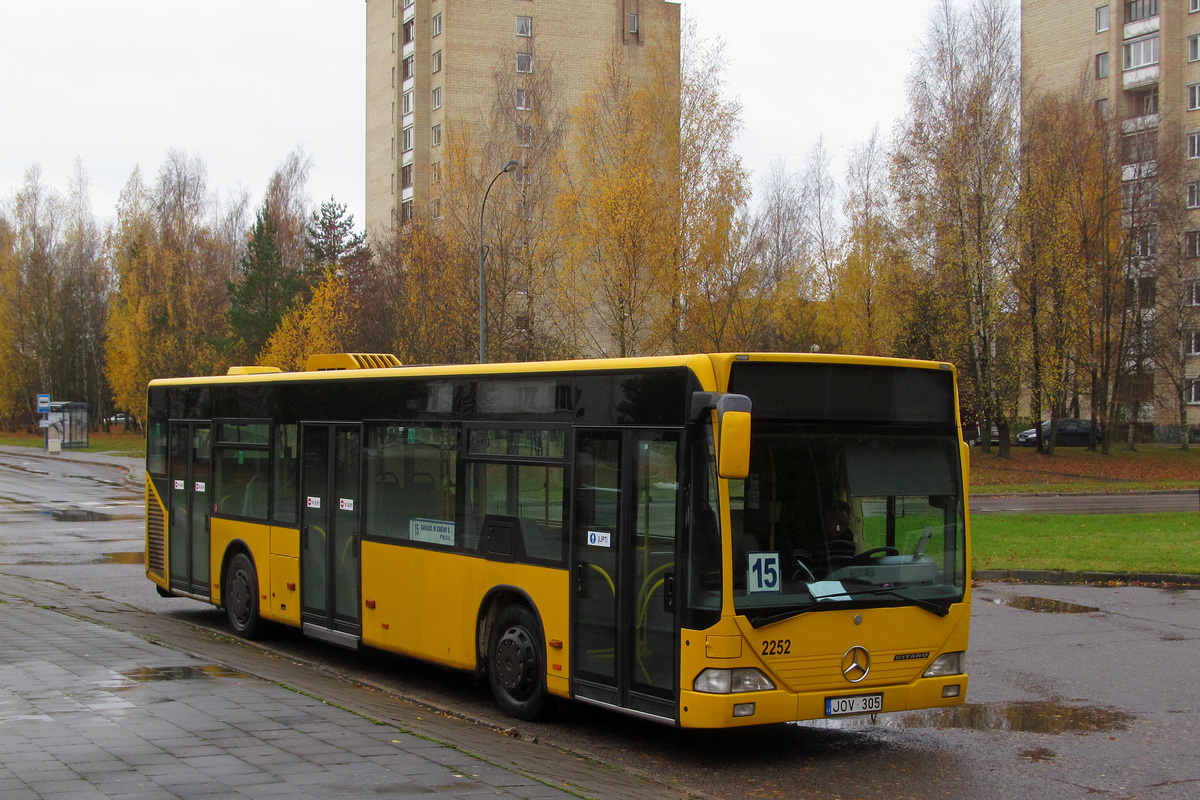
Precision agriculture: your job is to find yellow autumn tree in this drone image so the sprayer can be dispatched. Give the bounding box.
[259,269,356,371]
[555,45,680,357]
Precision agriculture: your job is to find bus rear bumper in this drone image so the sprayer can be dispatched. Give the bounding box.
[678,674,969,728]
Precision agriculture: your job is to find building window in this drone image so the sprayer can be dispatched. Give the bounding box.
[629,13,639,34]
[516,16,532,37]
[1190,132,1200,158]
[402,125,414,152]
[432,13,442,36]
[516,52,532,73]
[1190,84,1200,111]
[1187,230,1200,257]
[402,55,414,81]
[402,89,413,115]
[1123,36,1159,70]
[404,19,415,43]
[432,161,442,184]
[432,50,442,73]
[1188,331,1200,355]
[392,31,396,52]
[431,124,441,146]
[1188,380,1200,404]
[1192,36,1200,62]
[1187,280,1200,305]
[518,125,533,147]
[404,0,414,8]
[432,198,441,219]
[391,137,396,159]
[1097,5,1109,32]
[1142,87,1159,114]
[1096,98,1110,118]
[516,89,532,110]
[432,86,442,109]
[1133,228,1156,258]
[1193,0,1200,12]
[400,199,414,223]
[401,163,413,189]
[1096,52,1109,79]
[1189,182,1200,209]
[1126,0,1158,23]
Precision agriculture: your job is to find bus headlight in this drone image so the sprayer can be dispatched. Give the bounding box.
[923,652,965,677]
[694,668,776,694]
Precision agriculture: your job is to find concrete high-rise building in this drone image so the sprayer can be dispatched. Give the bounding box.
[1023,0,1200,440]
[364,0,681,237]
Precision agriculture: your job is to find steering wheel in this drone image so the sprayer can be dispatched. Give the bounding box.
[853,546,900,564]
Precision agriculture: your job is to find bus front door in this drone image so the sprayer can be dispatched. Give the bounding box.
[168,421,211,597]
[572,429,680,722]
[299,423,362,648]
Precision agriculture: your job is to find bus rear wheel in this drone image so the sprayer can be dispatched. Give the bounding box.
[487,605,547,720]
[224,552,262,639]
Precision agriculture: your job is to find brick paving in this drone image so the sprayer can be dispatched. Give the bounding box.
[0,574,693,800]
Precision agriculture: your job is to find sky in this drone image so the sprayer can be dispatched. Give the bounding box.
[1,0,940,231]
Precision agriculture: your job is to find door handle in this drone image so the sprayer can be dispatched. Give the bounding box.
[352,532,360,558]
[575,562,588,595]
[663,572,676,613]
[301,526,308,549]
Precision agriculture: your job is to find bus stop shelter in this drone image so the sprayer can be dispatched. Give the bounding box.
[45,401,89,451]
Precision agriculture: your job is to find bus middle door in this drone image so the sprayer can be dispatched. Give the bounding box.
[572,429,680,722]
[299,423,363,649]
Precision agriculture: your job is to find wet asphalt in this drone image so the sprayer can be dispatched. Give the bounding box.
[1,445,1199,799]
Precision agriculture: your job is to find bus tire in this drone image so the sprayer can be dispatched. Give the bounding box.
[487,604,547,721]
[224,551,262,640]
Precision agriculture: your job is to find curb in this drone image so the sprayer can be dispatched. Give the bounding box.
[975,569,1200,588]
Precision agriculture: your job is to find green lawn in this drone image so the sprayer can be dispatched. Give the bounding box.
[971,512,1200,574]
[0,432,144,456]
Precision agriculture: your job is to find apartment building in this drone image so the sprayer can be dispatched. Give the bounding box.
[1023,0,1200,439]
[364,0,681,236]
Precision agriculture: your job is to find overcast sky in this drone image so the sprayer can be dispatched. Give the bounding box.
[1,0,939,230]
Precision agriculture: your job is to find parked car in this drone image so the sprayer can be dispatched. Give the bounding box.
[1015,418,1102,447]
[962,424,1000,446]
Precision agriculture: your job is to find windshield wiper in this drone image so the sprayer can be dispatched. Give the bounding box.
[837,583,952,617]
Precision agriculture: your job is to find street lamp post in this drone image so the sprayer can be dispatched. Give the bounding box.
[479,159,520,363]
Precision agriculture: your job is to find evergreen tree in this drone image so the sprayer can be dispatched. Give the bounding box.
[227,201,302,360]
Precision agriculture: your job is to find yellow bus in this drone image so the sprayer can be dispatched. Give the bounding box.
[145,352,970,727]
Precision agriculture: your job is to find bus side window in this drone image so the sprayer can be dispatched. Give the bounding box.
[365,424,458,546]
[274,424,299,525]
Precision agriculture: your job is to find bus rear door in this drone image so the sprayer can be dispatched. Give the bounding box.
[168,421,211,597]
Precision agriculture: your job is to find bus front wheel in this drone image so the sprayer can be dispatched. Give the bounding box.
[487,605,547,720]
[224,552,262,639]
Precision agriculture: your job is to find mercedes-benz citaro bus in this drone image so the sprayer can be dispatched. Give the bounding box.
[144,352,969,727]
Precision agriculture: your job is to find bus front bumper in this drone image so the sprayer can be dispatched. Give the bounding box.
[677,673,968,729]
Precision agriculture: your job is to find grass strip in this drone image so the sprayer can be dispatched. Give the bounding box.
[972,512,1200,574]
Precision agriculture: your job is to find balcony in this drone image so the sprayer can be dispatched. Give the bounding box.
[1122,113,1159,133]
[1123,64,1159,90]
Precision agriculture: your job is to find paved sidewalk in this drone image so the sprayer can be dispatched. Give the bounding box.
[0,575,693,800]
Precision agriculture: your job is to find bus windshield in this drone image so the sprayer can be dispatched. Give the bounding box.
[728,426,966,625]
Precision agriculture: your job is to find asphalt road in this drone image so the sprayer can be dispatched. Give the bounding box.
[2,448,1198,799]
[972,489,1200,515]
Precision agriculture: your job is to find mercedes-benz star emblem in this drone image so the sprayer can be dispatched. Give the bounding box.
[841,646,871,683]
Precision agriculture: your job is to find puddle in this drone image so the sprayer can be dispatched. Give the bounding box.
[102,551,145,565]
[1020,746,1057,762]
[895,701,1132,733]
[121,665,250,682]
[1002,595,1101,614]
[45,509,113,522]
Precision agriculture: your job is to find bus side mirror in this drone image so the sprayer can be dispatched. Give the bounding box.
[717,394,752,480]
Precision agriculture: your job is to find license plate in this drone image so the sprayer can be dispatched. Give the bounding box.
[825,693,883,716]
